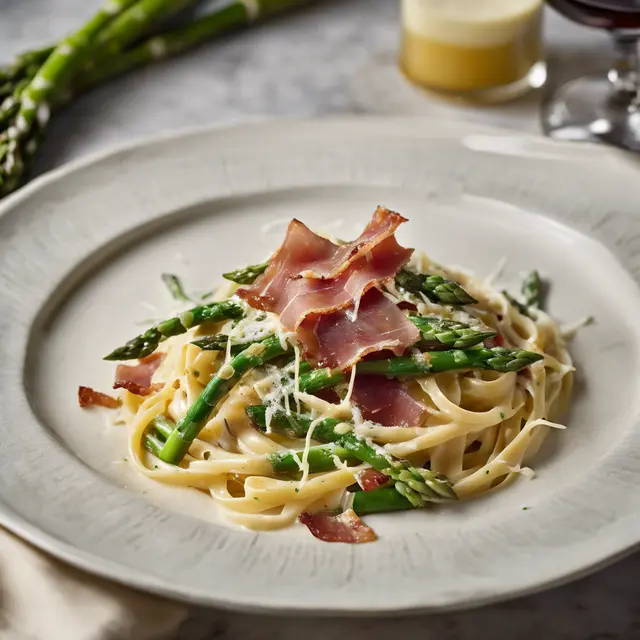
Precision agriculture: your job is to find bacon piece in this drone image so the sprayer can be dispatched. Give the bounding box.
[114,352,165,396]
[298,509,377,543]
[355,469,390,491]
[239,232,412,330]
[351,374,426,427]
[78,386,120,409]
[297,289,420,369]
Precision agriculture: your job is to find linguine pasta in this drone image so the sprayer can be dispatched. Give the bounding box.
[113,246,573,534]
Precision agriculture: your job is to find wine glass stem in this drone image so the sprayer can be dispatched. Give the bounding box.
[609,35,640,101]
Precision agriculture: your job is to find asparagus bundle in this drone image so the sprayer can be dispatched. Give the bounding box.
[0,0,311,197]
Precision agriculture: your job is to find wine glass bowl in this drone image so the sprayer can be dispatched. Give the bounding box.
[543,1,640,150]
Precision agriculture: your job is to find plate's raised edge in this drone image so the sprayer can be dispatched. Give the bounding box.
[0,115,621,224]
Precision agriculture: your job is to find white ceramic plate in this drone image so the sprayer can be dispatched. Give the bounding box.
[2,118,640,614]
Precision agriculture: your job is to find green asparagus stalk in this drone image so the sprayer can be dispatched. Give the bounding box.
[223,261,270,285]
[522,270,543,309]
[297,346,544,394]
[395,269,477,306]
[144,414,354,474]
[158,335,291,464]
[104,300,243,361]
[351,487,414,515]
[409,315,496,349]
[161,273,190,302]
[503,291,532,318]
[191,333,274,356]
[246,406,457,506]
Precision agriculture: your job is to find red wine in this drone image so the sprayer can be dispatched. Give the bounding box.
[547,0,640,28]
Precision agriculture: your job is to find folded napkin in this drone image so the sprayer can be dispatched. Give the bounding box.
[0,528,187,640]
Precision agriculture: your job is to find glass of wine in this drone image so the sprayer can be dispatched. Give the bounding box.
[543,0,640,150]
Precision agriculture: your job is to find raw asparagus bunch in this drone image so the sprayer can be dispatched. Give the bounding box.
[0,0,312,197]
[246,406,458,507]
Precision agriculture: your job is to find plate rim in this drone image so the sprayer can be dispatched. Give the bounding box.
[1,116,639,615]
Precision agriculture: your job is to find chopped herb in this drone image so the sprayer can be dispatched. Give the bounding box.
[123,457,128,462]
[295,487,300,493]
[499,412,505,420]
[485,470,490,475]
[192,369,200,378]
[522,506,530,511]
[254,497,259,501]
[154,465,159,469]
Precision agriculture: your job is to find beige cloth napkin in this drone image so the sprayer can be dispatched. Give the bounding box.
[0,528,187,640]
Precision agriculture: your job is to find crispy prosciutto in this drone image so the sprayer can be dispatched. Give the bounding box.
[113,352,164,396]
[355,469,390,492]
[297,289,419,369]
[351,374,426,427]
[298,509,377,543]
[78,386,120,409]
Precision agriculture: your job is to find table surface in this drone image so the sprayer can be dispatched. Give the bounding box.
[1,1,637,639]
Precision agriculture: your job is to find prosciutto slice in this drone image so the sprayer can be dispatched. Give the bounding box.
[297,289,420,369]
[238,220,412,330]
[298,509,377,543]
[351,374,426,427]
[113,352,164,396]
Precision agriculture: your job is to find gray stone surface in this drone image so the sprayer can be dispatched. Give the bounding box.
[0,1,637,638]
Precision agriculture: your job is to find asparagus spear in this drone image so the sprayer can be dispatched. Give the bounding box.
[161,273,190,302]
[503,291,532,318]
[144,415,354,474]
[223,261,270,285]
[104,300,243,361]
[351,487,414,515]
[297,346,544,394]
[409,315,496,349]
[191,333,275,356]
[395,269,477,306]
[522,270,543,309]
[158,335,291,463]
[246,406,457,506]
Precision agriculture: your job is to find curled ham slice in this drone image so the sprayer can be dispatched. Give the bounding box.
[78,386,120,409]
[297,288,420,369]
[238,221,412,330]
[351,374,426,427]
[298,509,377,543]
[113,352,165,396]
[355,469,390,491]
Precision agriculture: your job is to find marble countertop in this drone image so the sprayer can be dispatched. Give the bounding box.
[1,1,637,638]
